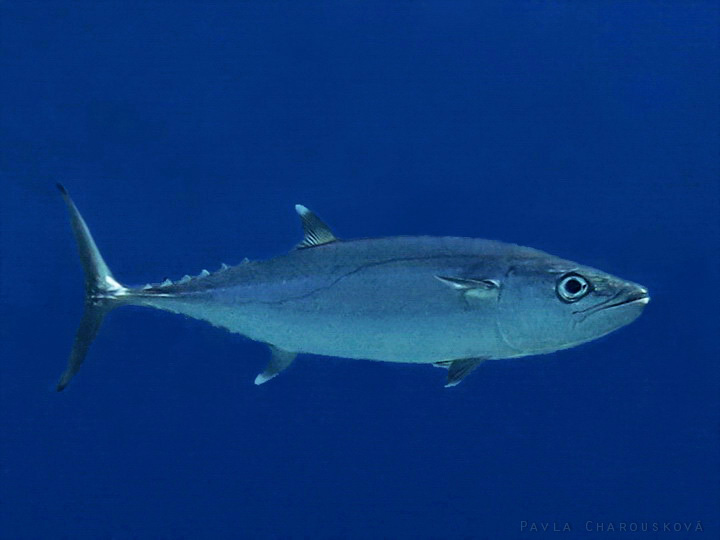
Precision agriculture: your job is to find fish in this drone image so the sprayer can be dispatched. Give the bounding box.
[55,184,650,391]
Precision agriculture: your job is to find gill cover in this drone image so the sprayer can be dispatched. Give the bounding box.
[497,261,649,355]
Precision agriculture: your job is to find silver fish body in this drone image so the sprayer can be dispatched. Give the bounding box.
[56,186,649,390]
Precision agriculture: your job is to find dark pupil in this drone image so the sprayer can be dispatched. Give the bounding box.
[565,278,583,295]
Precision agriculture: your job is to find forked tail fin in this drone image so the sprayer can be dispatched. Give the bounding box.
[56,184,128,391]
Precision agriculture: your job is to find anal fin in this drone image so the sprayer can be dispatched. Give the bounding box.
[255,345,297,385]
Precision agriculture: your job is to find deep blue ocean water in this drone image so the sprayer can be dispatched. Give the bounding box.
[1,2,718,538]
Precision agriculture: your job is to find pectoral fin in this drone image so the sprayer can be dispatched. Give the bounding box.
[435,275,499,298]
[255,345,297,385]
[444,357,487,387]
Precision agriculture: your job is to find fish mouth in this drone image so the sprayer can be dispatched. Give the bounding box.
[572,287,649,323]
[600,289,650,311]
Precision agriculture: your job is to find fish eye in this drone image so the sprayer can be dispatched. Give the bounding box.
[557,274,591,302]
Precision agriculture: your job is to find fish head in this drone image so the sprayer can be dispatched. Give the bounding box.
[496,254,649,355]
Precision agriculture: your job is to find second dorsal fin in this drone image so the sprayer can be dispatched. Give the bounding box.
[295,204,338,249]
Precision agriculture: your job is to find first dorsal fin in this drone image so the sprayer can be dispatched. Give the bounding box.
[295,204,337,249]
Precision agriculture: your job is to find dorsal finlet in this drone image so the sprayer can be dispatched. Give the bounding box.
[295,204,338,249]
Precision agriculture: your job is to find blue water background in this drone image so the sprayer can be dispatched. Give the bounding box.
[1,2,718,538]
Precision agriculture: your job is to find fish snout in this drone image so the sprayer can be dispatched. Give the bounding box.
[595,282,650,313]
[625,284,650,305]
